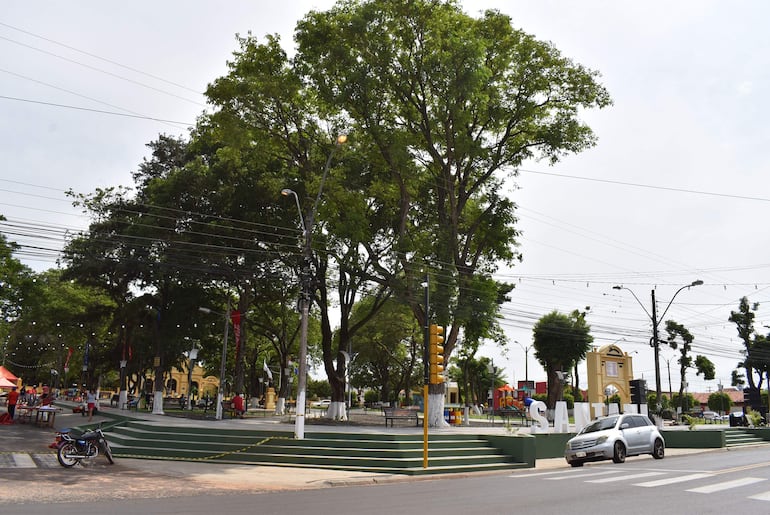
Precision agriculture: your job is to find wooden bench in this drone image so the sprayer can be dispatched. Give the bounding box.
[126,398,140,411]
[383,407,419,427]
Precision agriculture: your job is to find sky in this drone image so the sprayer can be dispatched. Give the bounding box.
[3,1,770,396]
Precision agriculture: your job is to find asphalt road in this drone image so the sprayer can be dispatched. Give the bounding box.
[7,448,770,515]
[4,410,770,514]
[4,417,770,515]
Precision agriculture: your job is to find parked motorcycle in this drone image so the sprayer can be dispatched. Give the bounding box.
[56,425,115,467]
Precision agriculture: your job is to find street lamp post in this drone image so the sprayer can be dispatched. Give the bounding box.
[199,301,230,420]
[613,280,703,412]
[515,341,531,391]
[282,134,347,440]
[187,345,198,410]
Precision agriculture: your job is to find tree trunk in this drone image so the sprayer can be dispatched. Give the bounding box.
[546,369,562,408]
[745,363,756,390]
[327,366,347,420]
[427,383,449,427]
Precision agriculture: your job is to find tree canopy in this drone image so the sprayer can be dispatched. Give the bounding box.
[532,309,593,407]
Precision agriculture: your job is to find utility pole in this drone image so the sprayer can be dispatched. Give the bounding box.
[651,289,662,411]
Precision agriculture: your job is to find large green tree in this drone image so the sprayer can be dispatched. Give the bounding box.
[665,320,715,413]
[729,297,762,390]
[295,0,610,424]
[0,215,36,325]
[532,309,593,407]
[347,298,421,406]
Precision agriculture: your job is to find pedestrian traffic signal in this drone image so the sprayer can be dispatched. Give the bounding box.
[429,324,445,384]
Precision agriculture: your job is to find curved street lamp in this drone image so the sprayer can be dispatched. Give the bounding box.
[613,280,703,413]
[282,134,347,440]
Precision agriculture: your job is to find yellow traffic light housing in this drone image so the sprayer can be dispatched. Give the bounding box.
[429,324,445,384]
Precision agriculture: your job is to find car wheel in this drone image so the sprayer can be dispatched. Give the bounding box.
[569,460,584,467]
[652,438,665,459]
[612,441,626,463]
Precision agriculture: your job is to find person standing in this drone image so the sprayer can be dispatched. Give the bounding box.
[232,392,245,419]
[6,386,19,420]
[86,389,96,421]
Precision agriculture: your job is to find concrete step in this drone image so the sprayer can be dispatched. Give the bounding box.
[105,422,526,474]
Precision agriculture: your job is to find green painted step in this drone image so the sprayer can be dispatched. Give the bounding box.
[104,422,528,475]
[724,429,767,447]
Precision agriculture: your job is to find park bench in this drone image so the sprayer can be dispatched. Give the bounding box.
[221,400,237,419]
[383,407,419,427]
[126,398,140,411]
[491,406,529,426]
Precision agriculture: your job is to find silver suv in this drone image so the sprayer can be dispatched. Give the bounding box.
[564,413,665,467]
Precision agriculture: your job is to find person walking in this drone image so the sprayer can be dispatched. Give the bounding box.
[6,386,19,420]
[86,389,97,421]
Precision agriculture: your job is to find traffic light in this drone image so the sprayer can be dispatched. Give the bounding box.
[429,324,445,384]
[744,387,761,409]
[629,379,647,404]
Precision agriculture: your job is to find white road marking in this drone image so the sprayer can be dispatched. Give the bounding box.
[687,477,766,494]
[12,453,37,468]
[546,470,617,480]
[586,471,665,483]
[636,473,714,487]
[748,490,770,501]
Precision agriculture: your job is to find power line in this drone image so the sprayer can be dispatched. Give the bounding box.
[0,34,204,106]
[520,168,770,203]
[0,21,203,95]
[0,95,194,125]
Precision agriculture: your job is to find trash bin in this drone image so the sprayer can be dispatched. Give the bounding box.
[729,412,746,427]
[453,408,463,426]
[443,408,450,423]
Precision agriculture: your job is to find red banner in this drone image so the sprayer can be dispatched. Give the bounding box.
[64,347,73,368]
[231,310,242,355]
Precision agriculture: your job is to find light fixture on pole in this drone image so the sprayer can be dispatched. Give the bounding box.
[515,341,531,391]
[613,280,702,412]
[282,134,347,440]
[199,302,230,420]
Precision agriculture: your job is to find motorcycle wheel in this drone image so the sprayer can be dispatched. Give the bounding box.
[102,440,115,464]
[57,442,79,468]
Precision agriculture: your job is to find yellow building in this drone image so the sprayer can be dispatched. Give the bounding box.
[151,362,219,398]
[586,344,635,405]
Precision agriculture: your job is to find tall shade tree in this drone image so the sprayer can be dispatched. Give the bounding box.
[532,310,593,407]
[729,297,762,390]
[347,298,421,406]
[295,0,611,424]
[206,33,396,420]
[665,320,715,413]
[0,215,36,324]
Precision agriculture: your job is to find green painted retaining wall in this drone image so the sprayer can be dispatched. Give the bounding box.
[660,429,724,448]
[485,434,535,468]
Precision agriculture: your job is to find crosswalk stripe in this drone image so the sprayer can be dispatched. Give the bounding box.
[687,477,766,494]
[586,472,665,483]
[510,470,579,478]
[546,470,616,480]
[12,453,37,468]
[748,490,770,501]
[636,473,714,487]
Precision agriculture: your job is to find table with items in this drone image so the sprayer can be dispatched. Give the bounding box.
[15,405,59,427]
